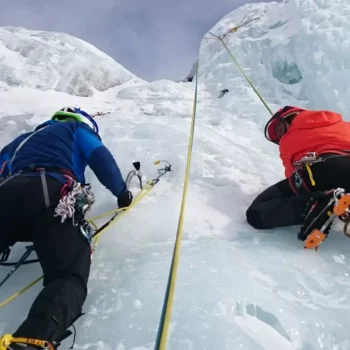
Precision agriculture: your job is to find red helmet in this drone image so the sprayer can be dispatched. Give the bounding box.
[264,106,305,144]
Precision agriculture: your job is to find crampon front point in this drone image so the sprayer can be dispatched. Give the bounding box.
[333,194,350,216]
[304,229,327,250]
[303,190,350,250]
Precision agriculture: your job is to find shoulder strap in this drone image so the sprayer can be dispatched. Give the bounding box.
[9,126,48,166]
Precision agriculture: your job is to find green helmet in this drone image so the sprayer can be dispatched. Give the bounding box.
[51,107,99,133]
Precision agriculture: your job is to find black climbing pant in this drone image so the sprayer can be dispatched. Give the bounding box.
[246,154,350,229]
[0,174,91,343]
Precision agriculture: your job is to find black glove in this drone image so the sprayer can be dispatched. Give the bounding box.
[118,190,133,208]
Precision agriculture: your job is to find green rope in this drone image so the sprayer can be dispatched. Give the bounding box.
[209,32,273,116]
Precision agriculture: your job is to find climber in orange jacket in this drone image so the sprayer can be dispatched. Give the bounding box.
[246,106,350,245]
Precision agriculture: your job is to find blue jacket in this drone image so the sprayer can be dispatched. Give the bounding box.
[0,120,127,197]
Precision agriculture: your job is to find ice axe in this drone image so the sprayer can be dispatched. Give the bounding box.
[126,161,143,189]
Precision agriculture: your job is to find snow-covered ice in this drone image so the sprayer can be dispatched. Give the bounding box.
[1,0,350,349]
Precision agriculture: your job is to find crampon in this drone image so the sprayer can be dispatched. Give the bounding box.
[0,334,56,350]
[302,188,350,251]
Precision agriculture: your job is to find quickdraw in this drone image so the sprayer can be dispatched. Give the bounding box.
[54,179,95,225]
[54,177,96,244]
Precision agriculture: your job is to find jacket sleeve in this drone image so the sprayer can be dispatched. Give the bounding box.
[77,126,128,197]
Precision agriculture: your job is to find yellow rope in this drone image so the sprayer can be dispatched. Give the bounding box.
[87,179,156,224]
[208,31,273,116]
[90,179,156,239]
[155,60,199,350]
[0,276,43,308]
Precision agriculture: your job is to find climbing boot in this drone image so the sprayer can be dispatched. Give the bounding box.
[298,188,350,249]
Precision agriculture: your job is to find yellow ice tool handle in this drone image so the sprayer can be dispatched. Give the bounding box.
[305,163,316,186]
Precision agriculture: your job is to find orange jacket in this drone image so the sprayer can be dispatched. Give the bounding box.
[279,110,350,177]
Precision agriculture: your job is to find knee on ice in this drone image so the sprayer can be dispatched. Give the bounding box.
[246,207,264,229]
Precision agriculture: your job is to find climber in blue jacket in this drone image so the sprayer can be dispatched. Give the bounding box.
[0,107,132,350]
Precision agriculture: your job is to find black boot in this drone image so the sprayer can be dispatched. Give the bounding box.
[298,189,339,242]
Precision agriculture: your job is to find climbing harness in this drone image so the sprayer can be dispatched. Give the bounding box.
[0,159,172,310]
[292,152,350,190]
[292,152,324,189]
